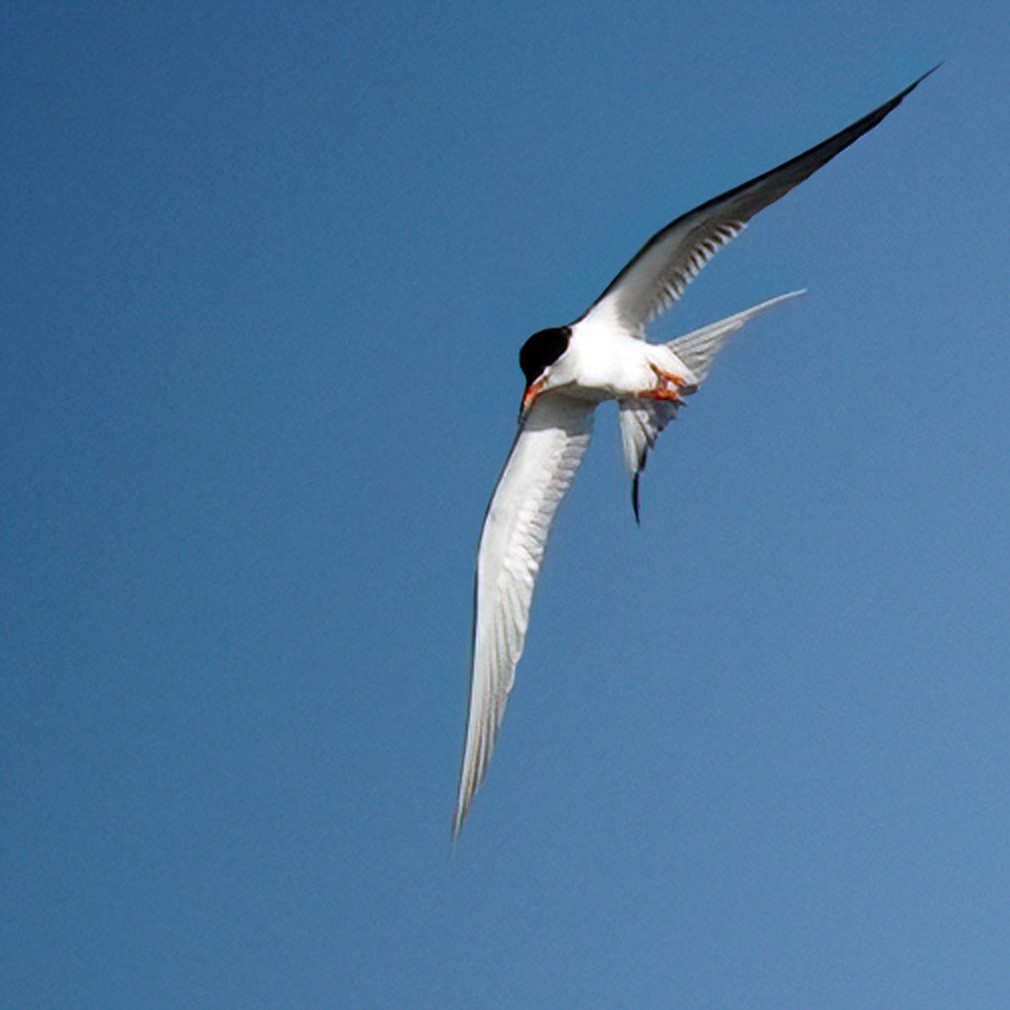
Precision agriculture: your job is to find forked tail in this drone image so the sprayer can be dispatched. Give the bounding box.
[620,290,805,522]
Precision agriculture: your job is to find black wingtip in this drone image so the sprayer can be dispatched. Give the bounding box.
[632,473,641,526]
[847,64,941,144]
[901,63,943,99]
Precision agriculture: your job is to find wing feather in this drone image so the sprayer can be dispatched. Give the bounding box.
[582,67,937,336]
[453,394,595,838]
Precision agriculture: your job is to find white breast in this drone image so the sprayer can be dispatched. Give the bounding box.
[559,320,654,398]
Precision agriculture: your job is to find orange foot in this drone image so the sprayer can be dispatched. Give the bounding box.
[636,364,696,404]
[636,386,685,404]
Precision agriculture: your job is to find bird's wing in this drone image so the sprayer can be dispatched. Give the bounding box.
[581,67,936,337]
[619,291,805,520]
[453,393,596,838]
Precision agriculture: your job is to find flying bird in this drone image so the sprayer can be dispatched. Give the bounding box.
[453,68,937,839]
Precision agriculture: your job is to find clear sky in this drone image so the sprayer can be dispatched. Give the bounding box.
[4,3,1009,1007]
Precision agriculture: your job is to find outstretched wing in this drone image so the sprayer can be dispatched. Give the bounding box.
[453,393,596,838]
[619,291,805,521]
[582,68,937,337]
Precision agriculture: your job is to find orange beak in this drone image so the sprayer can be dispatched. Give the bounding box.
[519,378,545,420]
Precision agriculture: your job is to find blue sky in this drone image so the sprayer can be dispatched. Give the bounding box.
[4,3,1009,1007]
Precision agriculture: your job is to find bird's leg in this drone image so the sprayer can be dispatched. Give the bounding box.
[636,364,696,404]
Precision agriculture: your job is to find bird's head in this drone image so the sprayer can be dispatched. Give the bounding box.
[518,325,571,419]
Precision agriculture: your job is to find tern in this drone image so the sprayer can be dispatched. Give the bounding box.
[453,68,936,839]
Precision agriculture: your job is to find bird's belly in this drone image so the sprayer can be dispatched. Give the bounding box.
[563,336,654,399]
[557,380,614,403]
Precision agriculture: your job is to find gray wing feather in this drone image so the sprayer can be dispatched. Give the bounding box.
[453,394,595,838]
[583,68,936,337]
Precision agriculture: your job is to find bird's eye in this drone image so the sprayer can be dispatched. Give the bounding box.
[519,326,570,385]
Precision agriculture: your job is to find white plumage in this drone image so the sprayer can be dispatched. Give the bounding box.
[453,68,937,839]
